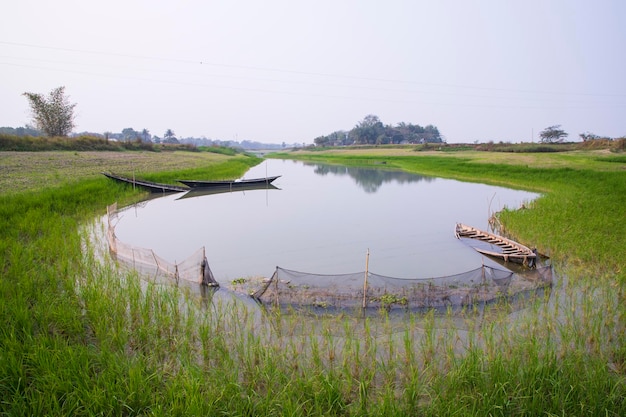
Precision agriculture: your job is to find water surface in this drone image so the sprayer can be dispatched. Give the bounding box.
[114,159,538,282]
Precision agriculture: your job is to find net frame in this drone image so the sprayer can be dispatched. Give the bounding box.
[253,264,552,310]
[107,203,218,286]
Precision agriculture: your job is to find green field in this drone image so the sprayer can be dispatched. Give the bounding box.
[1,147,625,416]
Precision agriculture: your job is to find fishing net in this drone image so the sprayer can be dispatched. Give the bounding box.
[106,201,551,310]
[106,203,218,286]
[253,264,552,310]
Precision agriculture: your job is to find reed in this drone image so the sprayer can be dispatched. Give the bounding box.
[267,149,626,415]
[1,149,625,415]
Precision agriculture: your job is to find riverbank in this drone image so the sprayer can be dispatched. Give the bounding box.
[1,148,624,416]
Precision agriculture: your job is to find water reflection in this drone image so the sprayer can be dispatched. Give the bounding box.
[309,163,434,193]
[177,183,280,200]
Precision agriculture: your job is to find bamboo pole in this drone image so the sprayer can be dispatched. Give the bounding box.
[481,258,485,285]
[362,249,370,309]
[274,268,279,308]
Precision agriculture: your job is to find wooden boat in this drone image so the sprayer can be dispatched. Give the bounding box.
[177,175,281,189]
[455,223,536,267]
[102,172,188,193]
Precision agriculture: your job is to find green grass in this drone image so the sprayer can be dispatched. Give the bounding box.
[1,148,625,415]
[0,152,262,415]
[0,150,260,194]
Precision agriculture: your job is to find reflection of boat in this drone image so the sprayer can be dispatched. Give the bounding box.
[455,223,537,267]
[177,183,280,199]
[177,175,281,189]
[102,172,188,193]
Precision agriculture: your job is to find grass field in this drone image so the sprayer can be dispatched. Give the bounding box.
[1,147,625,416]
[0,150,251,194]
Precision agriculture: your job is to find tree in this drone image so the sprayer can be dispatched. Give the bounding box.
[121,127,140,141]
[314,116,442,147]
[141,129,151,142]
[0,126,42,137]
[351,114,384,144]
[423,125,441,142]
[579,132,601,142]
[314,135,330,147]
[539,125,568,143]
[163,129,179,144]
[23,86,76,137]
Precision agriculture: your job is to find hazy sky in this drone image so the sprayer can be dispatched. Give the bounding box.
[2,0,625,144]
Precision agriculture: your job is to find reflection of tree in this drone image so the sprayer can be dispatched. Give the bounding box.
[313,164,343,177]
[306,162,434,193]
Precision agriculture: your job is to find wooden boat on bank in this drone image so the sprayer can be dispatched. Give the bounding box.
[177,175,281,189]
[455,223,536,267]
[102,172,188,193]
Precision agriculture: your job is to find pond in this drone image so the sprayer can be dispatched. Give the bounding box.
[112,159,539,283]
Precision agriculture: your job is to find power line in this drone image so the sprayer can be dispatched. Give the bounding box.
[3,40,625,99]
[3,60,624,112]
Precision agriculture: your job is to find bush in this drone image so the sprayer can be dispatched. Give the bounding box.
[0,134,203,152]
[611,138,625,153]
[0,134,120,151]
[475,142,576,153]
[578,138,613,150]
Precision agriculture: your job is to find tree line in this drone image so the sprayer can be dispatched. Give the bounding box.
[314,114,442,147]
[13,86,621,146]
[11,87,290,150]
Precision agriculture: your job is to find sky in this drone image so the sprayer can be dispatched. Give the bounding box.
[1,0,625,144]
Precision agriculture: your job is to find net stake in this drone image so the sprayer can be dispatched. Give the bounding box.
[362,248,370,308]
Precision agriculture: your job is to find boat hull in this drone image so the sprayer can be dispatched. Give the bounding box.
[455,223,537,266]
[103,172,188,193]
[178,175,281,189]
